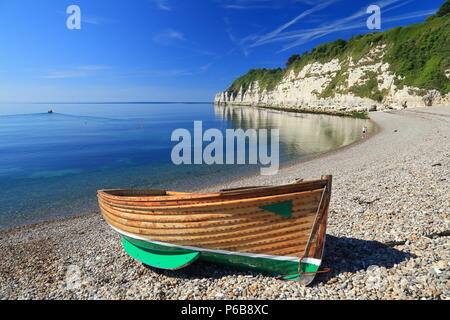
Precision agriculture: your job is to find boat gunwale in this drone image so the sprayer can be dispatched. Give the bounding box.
[98,188,325,211]
[97,178,329,203]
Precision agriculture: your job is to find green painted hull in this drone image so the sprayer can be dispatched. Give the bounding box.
[122,236,320,284]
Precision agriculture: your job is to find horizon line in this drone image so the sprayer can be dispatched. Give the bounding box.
[0,101,214,105]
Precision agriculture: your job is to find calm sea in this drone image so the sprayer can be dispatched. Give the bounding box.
[0,103,374,230]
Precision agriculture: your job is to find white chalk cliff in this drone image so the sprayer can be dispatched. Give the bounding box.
[214,45,450,113]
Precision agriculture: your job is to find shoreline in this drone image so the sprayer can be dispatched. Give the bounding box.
[1,106,448,300]
[214,102,371,119]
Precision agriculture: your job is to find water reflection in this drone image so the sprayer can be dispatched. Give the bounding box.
[214,105,374,160]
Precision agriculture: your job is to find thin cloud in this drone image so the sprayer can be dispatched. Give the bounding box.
[78,65,111,71]
[82,16,101,25]
[105,67,211,80]
[275,0,426,52]
[250,0,340,47]
[220,0,308,10]
[152,29,218,60]
[59,9,115,25]
[42,66,112,79]
[155,0,171,11]
[292,0,321,4]
[200,63,213,71]
[233,0,421,53]
[82,16,105,25]
[224,17,238,43]
[223,4,272,9]
[153,29,186,44]
[42,71,88,79]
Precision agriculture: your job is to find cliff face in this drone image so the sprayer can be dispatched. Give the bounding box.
[215,45,450,112]
[215,12,450,113]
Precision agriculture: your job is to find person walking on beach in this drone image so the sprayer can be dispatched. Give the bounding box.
[362,126,368,138]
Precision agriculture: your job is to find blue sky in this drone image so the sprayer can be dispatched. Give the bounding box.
[0,0,444,102]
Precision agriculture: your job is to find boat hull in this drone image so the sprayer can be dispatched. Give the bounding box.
[98,176,332,284]
[119,233,321,283]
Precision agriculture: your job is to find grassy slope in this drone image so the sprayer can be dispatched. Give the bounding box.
[226,11,450,99]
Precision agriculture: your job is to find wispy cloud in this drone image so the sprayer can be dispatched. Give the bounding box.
[81,16,109,25]
[230,0,431,53]
[224,17,238,43]
[42,66,111,79]
[220,0,324,10]
[153,29,186,44]
[42,71,88,79]
[250,0,340,47]
[221,0,272,9]
[59,9,115,25]
[104,65,213,80]
[200,63,213,71]
[219,0,341,56]
[152,29,218,60]
[154,0,172,11]
[274,0,431,52]
[78,65,111,71]
[292,0,323,4]
[223,4,272,9]
[270,9,434,52]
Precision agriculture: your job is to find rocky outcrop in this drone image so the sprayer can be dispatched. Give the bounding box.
[215,46,450,113]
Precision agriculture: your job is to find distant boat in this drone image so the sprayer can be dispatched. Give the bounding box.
[97,176,332,284]
[47,109,54,114]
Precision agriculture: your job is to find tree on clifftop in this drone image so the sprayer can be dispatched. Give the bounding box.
[437,0,450,17]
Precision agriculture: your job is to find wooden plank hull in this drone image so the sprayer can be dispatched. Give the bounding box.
[97,176,332,284]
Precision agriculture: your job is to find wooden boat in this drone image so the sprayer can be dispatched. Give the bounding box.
[97,175,332,284]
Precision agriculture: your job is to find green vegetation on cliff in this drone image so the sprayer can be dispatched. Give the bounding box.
[226,1,450,98]
[383,16,450,93]
[227,68,284,94]
[437,0,450,17]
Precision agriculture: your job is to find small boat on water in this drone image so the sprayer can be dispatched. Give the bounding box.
[97,175,332,284]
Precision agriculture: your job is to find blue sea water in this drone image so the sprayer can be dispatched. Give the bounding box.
[0,103,374,230]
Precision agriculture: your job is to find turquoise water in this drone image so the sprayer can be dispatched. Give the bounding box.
[0,103,374,230]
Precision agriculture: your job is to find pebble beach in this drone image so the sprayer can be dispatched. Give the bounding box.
[0,106,449,300]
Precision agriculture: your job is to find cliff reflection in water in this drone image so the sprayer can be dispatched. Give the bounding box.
[214,105,374,159]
